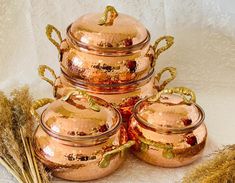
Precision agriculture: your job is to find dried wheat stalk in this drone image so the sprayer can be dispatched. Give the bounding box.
[183,145,235,183]
[0,87,51,183]
[38,161,51,183]
[0,92,26,182]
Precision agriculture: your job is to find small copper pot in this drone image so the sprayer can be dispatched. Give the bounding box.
[38,65,176,122]
[45,5,174,85]
[128,87,207,167]
[31,90,135,181]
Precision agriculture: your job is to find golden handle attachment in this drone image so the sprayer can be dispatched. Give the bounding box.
[154,67,177,91]
[30,98,54,121]
[98,5,118,26]
[99,140,135,168]
[152,36,174,67]
[45,24,62,52]
[149,87,196,104]
[62,89,100,112]
[38,65,57,86]
[138,136,175,159]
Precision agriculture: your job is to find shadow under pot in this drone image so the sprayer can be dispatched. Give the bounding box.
[32,90,135,181]
[128,87,207,167]
[38,65,176,122]
[46,5,174,85]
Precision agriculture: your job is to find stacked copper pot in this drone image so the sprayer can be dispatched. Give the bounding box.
[34,6,207,181]
[39,6,176,123]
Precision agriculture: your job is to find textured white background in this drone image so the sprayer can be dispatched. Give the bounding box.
[0,0,235,182]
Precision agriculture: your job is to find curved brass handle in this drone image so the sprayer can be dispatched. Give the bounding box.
[138,136,174,159]
[38,65,57,86]
[30,98,54,121]
[155,67,177,91]
[46,24,62,52]
[151,36,174,67]
[98,5,118,26]
[62,89,100,112]
[149,87,196,104]
[99,140,135,168]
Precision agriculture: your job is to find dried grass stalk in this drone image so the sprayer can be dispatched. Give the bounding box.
[0,87,51,183]
[38,161,51,183]
[11,87,51,182]
[183,145,235,183]
[0,157,24,183]
[10,86,38,182]
[0,92,26,182]
[11,86,34,137]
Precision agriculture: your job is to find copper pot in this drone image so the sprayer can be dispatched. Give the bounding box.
[38,65,176,122]
[31,90,135,181]
[128,87,207,167]
[46,5,174,85]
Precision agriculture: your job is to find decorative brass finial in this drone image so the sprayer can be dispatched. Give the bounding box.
[98,5,118,26]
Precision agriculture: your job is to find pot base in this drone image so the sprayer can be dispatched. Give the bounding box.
[131,137,206,168]
[52,154,125,181]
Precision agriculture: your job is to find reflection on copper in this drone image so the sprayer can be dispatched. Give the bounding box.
[33,95,130,181]
[128,95,207,167]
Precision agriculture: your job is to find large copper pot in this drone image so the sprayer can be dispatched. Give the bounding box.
[46,6,174,85]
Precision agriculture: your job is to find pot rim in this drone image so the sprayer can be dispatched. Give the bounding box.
[60,67,154,90]
[66,24,151,56]
[132,97,205,134]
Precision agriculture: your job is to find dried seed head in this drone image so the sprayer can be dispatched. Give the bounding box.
[37,161,51,183]
[0,91,25,178]
[11,86,33,137]
[183,145,235,183]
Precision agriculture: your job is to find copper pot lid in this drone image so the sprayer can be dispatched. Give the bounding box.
[133,87,205,133]
[66,6,150,52]
[40,90,121,139]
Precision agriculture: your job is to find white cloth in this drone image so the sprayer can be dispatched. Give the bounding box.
[0,0,234,182]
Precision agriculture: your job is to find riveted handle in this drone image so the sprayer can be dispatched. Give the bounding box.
[138,136,175,159]
[98,5,118,26]
[154,67,177,91]
[38,65,57,86]
[30,98,54,121]
[46,24,62,52]
[149,87,196,104]
[62,89,100,112]
[151,36,174,67]
[99,140,135,168]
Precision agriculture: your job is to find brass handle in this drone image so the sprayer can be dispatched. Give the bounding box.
[149,87,196,104]
[138,136,174,159]
[46,24,62,52]
[62,89,100,112]
[154,67,177,91]
[30,98,54,121]
[38,65,57,86]
[99,140,135,168]
[98,5,118,26]
[152,36,174,67]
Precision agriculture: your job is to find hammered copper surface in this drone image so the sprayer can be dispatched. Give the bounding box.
[32,93,132,181]
[128,91,207,167]
[45,6,174,85]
